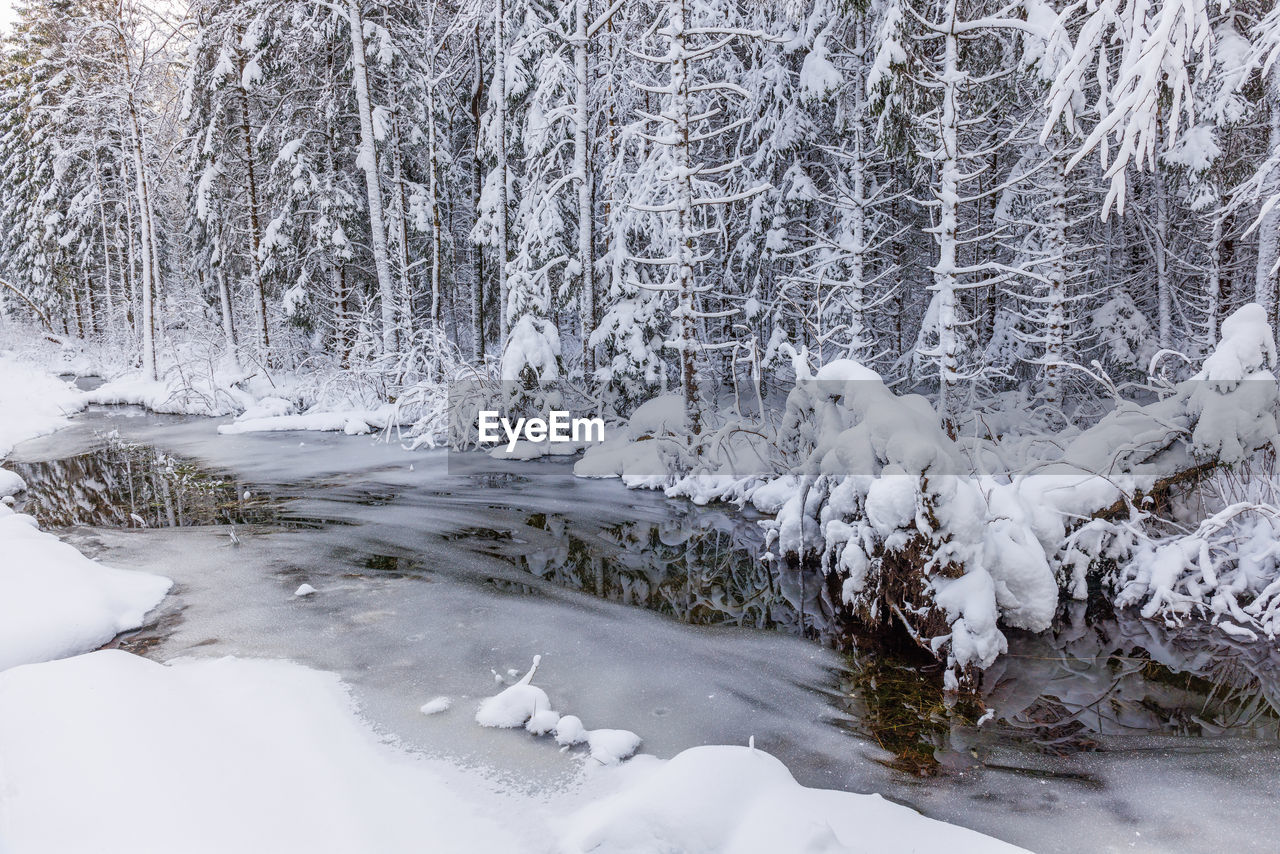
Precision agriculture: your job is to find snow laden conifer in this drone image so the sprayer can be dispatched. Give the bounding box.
[870,0,1033,431]
[624,0,772,442]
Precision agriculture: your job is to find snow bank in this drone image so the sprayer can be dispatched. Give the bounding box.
[559,745,1029,854]
[0,467,24,499]
[0,353,84,457]
[85,372,254,417]
[0,651,524,854]
[0,505,172,671]
[217,409,389,436]
[0,351,170,671]
[0,651,1027,854]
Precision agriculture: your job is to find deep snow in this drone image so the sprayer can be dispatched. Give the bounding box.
[0,353,170,672]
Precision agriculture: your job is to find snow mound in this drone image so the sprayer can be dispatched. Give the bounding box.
[0,467,25,499]
[476,661,642,763]
[554,714,588,746]
[419,696,452,715]
[85,373,251,417]
[0,651,524,854]
[475,656,553,728]
[586,728,642,765]
[558,744,1029,854]
[217,409,391,436]
[0,505,172,671]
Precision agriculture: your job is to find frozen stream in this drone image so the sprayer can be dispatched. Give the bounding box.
[10,404,1280,854]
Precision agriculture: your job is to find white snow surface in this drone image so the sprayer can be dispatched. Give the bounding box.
[558,745,1028,854]
[0,353,84,457]
[0,506,172,671]
[0,650,1029,854]
[0,651,526,854]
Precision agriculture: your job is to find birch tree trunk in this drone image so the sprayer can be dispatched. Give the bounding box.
[217,262,238,366]
[126,106,157,380]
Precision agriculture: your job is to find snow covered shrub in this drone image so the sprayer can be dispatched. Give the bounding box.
[773,305,1280,688]
[762,359,1052,690]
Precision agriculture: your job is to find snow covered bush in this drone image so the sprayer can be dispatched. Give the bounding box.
[581,305,1280,690]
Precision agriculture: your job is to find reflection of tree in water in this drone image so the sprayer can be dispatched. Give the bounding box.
[519,509,838,640]
[11,441,277,529]
[836,603,1280,776]
[519,508,1279,775]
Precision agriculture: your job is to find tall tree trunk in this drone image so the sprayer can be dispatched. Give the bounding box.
[494,0,511,344]
[427,74,444,327]
[932,0,963,431]
[1153,117,1173,351]
[470,23,486,362]
[1256,66,1280,334]
[237,53,269,356]
[388,78,415,338]
[574,0,595,379]
[218,262,238,366]
[1043,148,1069,410]
[1207,208,1222,347]
[125,102,157,380]
[347,0,398,356]
[667,0,699,436]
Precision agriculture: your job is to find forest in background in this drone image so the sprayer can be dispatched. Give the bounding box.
[0,0,1278,422]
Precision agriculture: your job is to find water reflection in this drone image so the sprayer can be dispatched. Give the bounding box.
[519,509,833,638]
[10,440,279,529]
[515,507,1280,775]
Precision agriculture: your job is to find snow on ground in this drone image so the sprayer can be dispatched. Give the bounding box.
[0,651,527,854]
[217,408,390,436]
[559,745,1028,854]
[0,351,171,672]
[0,506,172,671]
[0,353,84,457]
[0,648,1030,854]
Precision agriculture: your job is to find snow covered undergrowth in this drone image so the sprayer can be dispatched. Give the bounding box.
[0,649,1029,854]
[577,305,1280,687]
[0,319,455,444]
